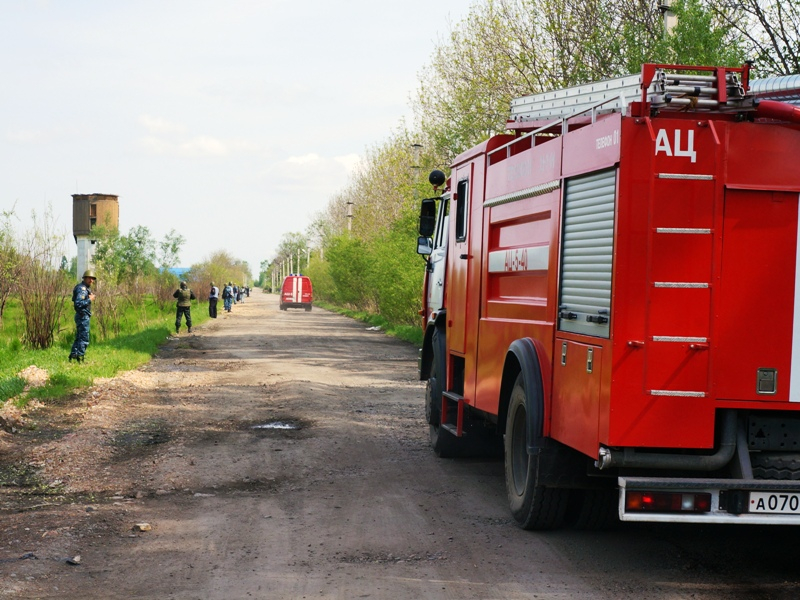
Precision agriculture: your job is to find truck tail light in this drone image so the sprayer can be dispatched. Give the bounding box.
[625,491,711,513]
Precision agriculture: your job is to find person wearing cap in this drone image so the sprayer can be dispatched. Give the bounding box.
[69,269,97,362]
[208,281,219,319]
[173,281,196,333]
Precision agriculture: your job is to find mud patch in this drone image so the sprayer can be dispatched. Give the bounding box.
[181,477,288,496]
[112,419,171,455]
[337,550,449,564]
[0,462,63,497]
[142,360,209,373]
[0,462,41,488]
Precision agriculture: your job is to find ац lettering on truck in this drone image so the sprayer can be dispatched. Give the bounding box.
[415,63,800,529]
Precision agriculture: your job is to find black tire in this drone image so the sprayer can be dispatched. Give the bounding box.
[425,328,460,458]
[504,373,569,530]
[425,328,445,427]
[426,327,462,457]
[305,305,312,312]
[280,304,286,311]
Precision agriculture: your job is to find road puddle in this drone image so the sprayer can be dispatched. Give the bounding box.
[251,421,301,430]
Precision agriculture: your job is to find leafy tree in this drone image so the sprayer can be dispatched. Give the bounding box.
[188,250,251,295]
[269,232,310,286]
[0,209,22,327]
[413,0,750,162]
[715,0,800,76]
[92,225,158,287]
[158,229,185,270]
[640,0,747,68]
[308,0,789,333]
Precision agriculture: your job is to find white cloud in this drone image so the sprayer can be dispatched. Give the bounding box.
[6,129,46,144]
[138,114,186,135]
[138,134,259,158]
[263,153,356,203]
[333,153,362,174]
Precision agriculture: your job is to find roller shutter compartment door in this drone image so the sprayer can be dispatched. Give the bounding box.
[558,169,616,338]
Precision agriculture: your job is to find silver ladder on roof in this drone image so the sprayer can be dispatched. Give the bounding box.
[509,68,749,124]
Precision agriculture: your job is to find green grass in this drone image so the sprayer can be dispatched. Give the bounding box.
[314,301,423,346]
[0,296,210,406]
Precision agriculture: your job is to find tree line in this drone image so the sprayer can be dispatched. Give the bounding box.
[261,0,800,330]
[1,208,251,350]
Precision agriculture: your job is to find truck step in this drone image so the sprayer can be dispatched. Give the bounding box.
[441,391,466,437]
[440,423,463,437]
[442,391,466,403]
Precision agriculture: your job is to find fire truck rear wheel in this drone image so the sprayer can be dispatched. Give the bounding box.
[505,373,568,530]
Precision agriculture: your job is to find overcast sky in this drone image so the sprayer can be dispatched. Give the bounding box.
[0,1,468,276]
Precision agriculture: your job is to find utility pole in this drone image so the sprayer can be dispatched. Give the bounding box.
[658,0,677,34]
[346,200,354,232]
[411,143,422,202]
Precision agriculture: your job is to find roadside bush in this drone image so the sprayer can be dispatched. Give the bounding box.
[366,213,423,326]
[325,236,375,309]
[303,258,335,303]
[17,209,71,350]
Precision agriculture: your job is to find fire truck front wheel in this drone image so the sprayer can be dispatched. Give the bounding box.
[505,373,569,530]
[425,328,445,427]
[427,328,463,457]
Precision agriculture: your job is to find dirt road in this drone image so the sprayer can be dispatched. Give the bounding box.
[2,291,800,599]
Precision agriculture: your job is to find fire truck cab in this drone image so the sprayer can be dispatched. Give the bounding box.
[417,63,800,528]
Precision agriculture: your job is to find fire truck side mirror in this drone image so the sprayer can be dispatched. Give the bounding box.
[417,236,433,256]
[418,198,437,237]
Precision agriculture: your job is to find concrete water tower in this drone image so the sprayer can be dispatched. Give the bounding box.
[72,193,119,277]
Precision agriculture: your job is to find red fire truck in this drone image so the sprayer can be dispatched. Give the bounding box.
[416,63,800,529]
[280,274,313,311]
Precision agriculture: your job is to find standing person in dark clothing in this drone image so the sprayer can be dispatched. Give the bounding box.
[173,281,196,333]
[208,281,219,318]
[223,282,234,312]
[69,270,96,363]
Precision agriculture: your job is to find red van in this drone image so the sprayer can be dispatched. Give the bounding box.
[280,275,313,311]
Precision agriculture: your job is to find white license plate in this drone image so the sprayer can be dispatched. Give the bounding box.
[749,492,800,514]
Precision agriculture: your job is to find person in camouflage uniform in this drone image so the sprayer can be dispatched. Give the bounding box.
[173,281,196,333]
[222,282,234,313]
[69,270,96,363]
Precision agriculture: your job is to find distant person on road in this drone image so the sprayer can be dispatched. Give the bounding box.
[69,269,96,363]
[208,281,219,318]
[237,284,244,303]
[233,284,239,304]
[173,281,196,333]
[223,282,234,312]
